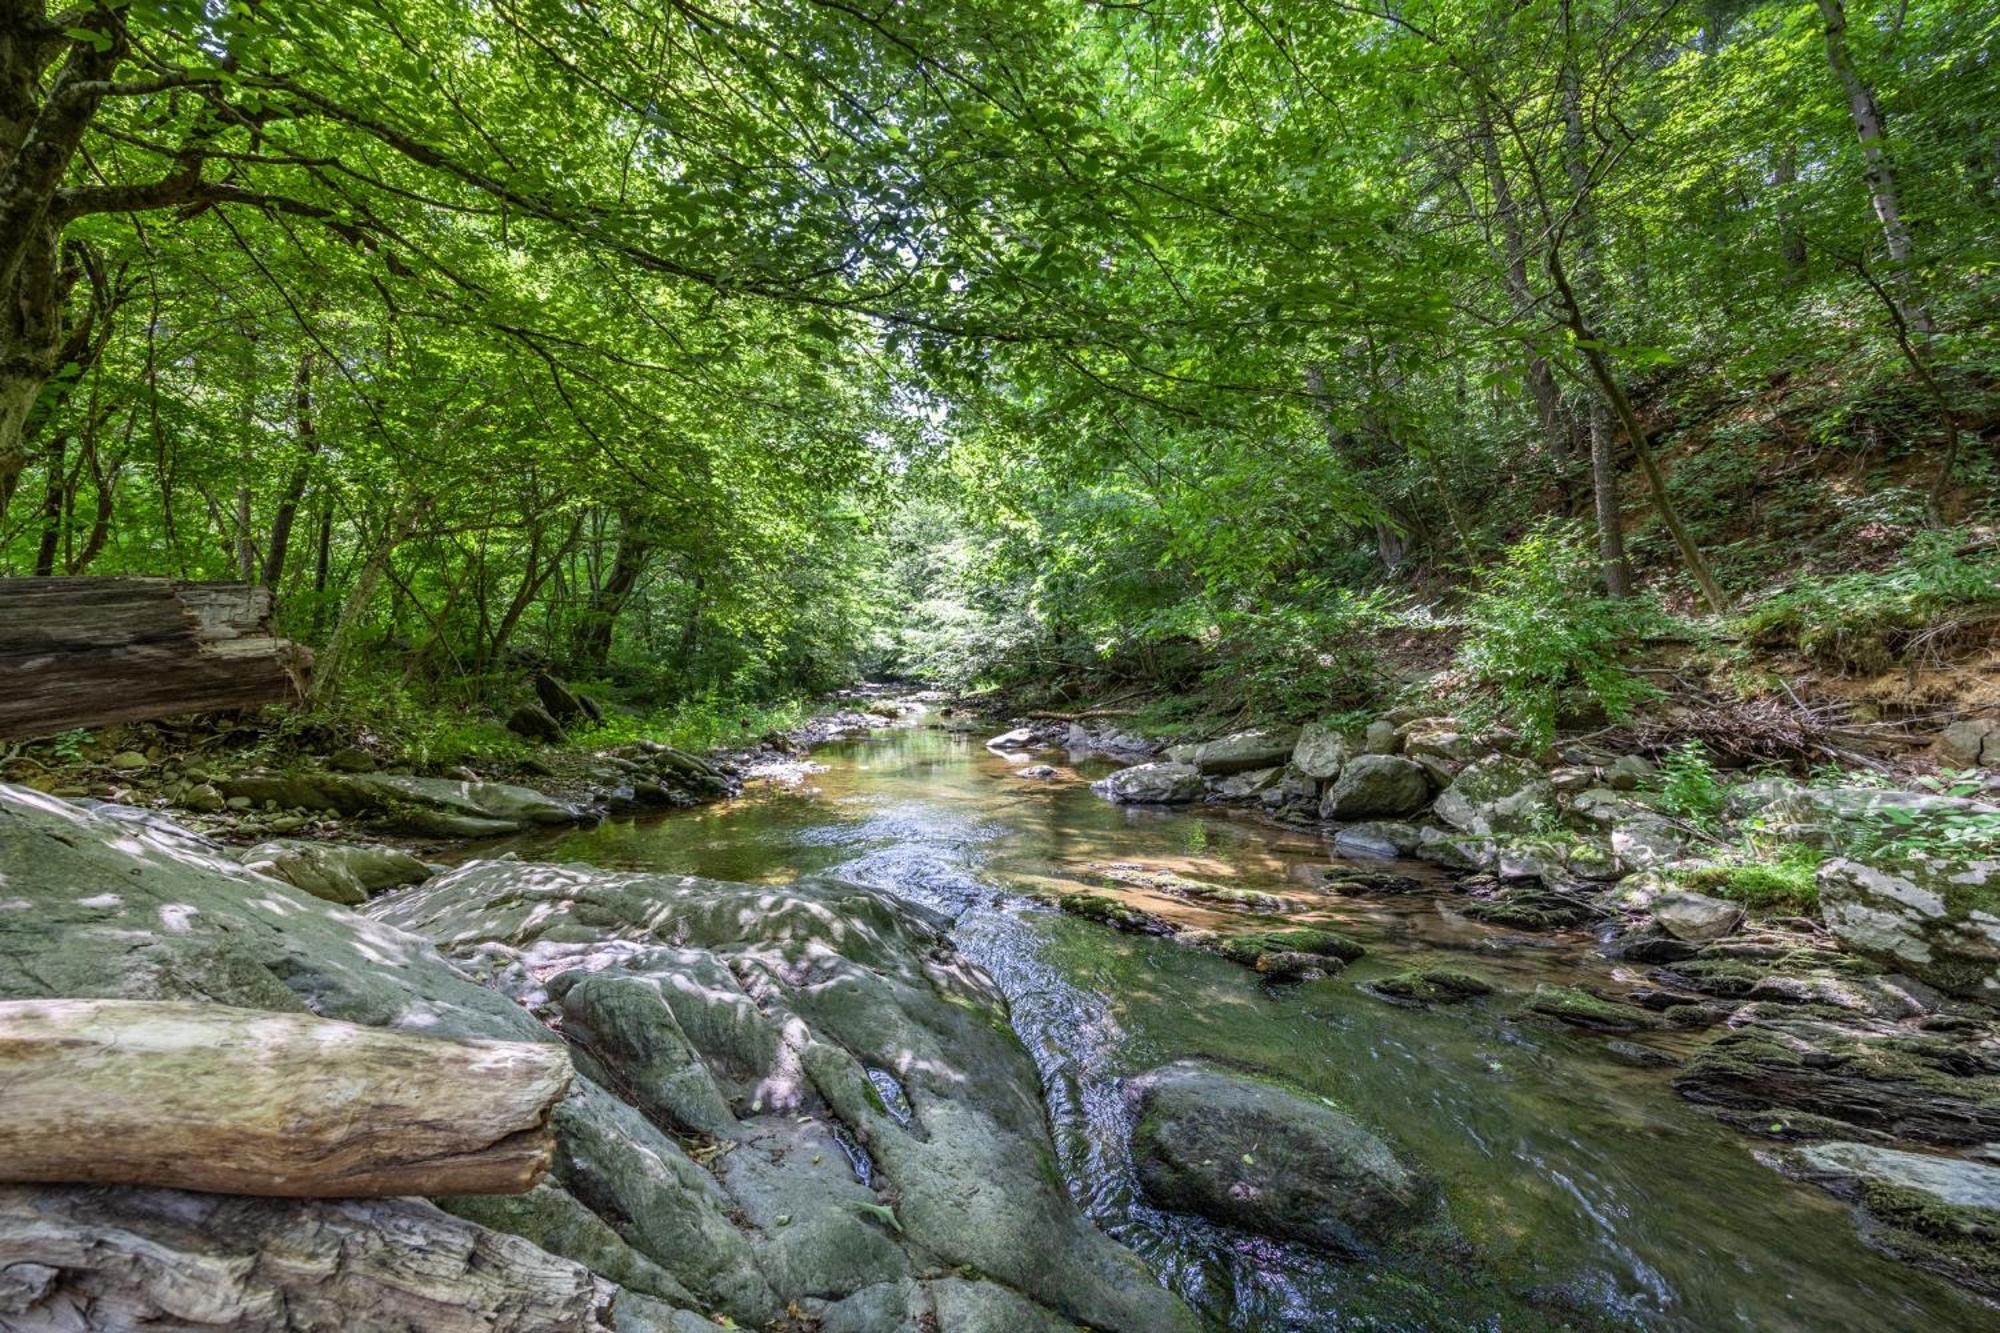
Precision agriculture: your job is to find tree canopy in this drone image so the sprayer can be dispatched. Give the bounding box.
[3,0,1994,722]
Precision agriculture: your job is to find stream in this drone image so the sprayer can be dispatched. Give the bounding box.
[498,719,1984,1332]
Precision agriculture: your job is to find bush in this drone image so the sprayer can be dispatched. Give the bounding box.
[1451,520,1664,748]
[1202,586,1396,718]
[1658,740,1726,826]
[1735,528,2000,673]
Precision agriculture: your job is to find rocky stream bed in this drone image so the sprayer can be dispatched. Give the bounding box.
[3,700,2000,1330]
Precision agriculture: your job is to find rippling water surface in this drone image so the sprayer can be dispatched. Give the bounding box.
[512,720,1985,1332]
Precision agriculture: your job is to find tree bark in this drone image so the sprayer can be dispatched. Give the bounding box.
[1817,0,1934,332]
[573,514,651,667]
[0,998,564,1196]
[0,998,570,1197]
[1585,402,1633,597]
[0,577,307,739]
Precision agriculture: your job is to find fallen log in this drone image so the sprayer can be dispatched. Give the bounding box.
[0,576,308,740]
[0,999,570,1197]
[0,1186,631,1332]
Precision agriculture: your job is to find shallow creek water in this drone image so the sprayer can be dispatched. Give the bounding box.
[500,721,1988,1332]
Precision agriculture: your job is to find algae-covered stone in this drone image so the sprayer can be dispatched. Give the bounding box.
[1433,756,1556,838]
[1368,967,1494,1005]
[1320,755,1431,819]
[1125,1061,1431,1253]
[1523,985,1662,1032]
[1212,927,1365,970]
[1818,855,2000,999]
[1795,1141,2000,1298]
[1675,1005,2000,1146]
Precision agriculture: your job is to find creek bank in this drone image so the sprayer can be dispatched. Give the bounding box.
[0,688,919,858]
[979,707,2000,1301]
[0,782,1198,1332]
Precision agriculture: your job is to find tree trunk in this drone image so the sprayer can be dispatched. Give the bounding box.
[0,577,307,739]
[1549,250,1731,613]
[1585,403,1633,597]
[0,998,569,1197]
[265,351,320,590]
[573,516,651,667]
[1562,55,1636,597]
[1477,100,1578,485]
[31,428,68,577]
[313,498,428,703]
[1817,0,1934,332]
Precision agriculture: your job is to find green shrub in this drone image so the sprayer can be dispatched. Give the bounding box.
[1677,844,1823,916]
[1735,528,2000,673]
[1451,520,1664,748]
[576,695,812,753]
[1658,740,1726,826]
[1204,586,1396,718]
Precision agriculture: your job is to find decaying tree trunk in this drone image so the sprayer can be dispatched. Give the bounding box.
[0,999,571,1197]
[0,577,308,739]
[0,1186,636,1332]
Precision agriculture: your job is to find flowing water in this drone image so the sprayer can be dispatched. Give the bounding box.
[506,719,1989,1332]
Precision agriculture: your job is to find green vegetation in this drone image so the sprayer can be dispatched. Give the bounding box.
[1677,846,1826,916]
[1451,523,1663,748]
[0,0,1994,753]
[1658,742,1729,828]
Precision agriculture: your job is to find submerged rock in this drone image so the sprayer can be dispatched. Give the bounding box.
[1124,1061,1431,1253]
[1795,1141,2000,1299]
[1319,755,1431,819]
[1522,985,1663,1033]
[1367,967,1494,1005]
[1818,855,2000,999]
[1093,761,1204,805]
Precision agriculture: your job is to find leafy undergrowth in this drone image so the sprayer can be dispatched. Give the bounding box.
[1733,529,2000,675]
[1675,845,1825,917]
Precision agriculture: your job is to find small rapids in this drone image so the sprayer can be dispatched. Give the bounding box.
[516,722,1982,1332]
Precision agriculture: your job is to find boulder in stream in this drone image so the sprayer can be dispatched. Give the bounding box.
[1124,1061,1432,1253]
[1319,755,1431,819]
[1093,761,1204,805]
[1167,728,1300,775]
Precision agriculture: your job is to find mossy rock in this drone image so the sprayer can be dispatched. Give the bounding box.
[1522,985,1663,1033]
[1215,927,1365,967]
[1033,890,1176,936]
[1369,967,1495,1005]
